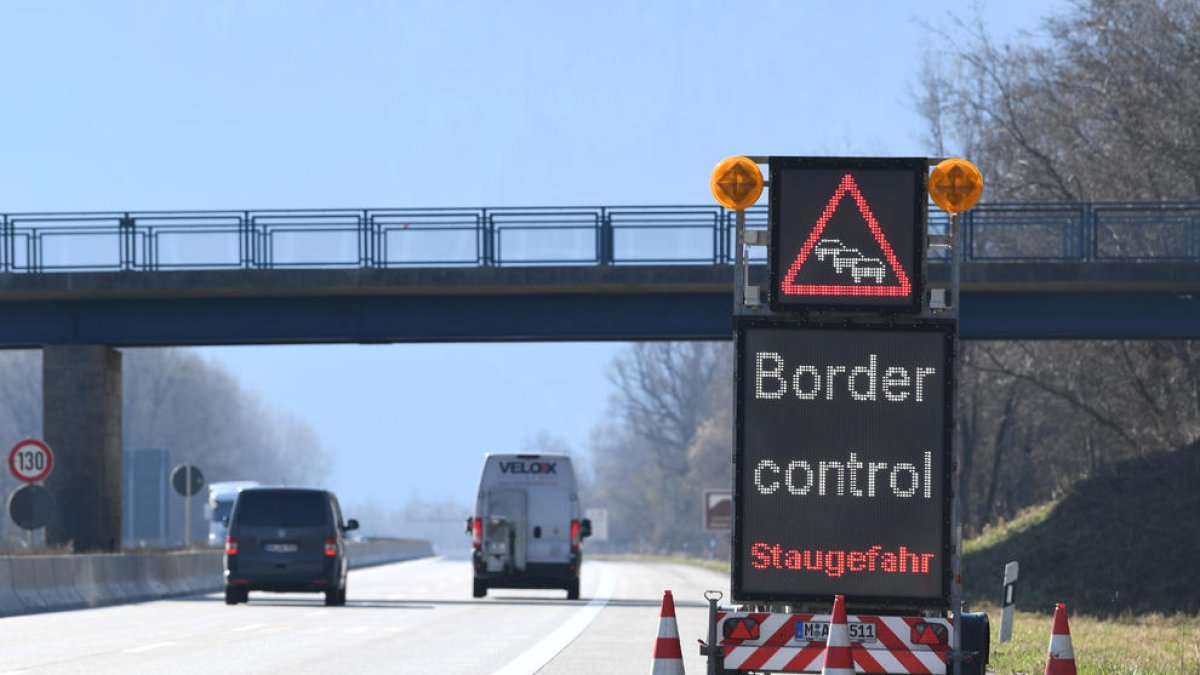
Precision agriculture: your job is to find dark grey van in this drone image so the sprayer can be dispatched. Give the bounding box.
[223,487,358,606]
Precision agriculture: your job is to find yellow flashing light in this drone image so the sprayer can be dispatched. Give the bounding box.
[929,158,984,214]
[710,156,764,211]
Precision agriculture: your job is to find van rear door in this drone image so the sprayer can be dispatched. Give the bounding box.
[484,489,527,573]
[525,484,573,565]
[232,490,331,580]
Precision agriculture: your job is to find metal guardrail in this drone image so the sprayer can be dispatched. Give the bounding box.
[0,202,1196,272]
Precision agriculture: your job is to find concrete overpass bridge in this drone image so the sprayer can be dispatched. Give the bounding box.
[1,201,1197,551]
[2,202,1198,344]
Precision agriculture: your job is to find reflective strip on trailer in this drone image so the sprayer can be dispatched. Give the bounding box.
[716,612,952,674]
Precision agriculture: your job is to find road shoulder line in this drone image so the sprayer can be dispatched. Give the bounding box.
[492,563,614,675]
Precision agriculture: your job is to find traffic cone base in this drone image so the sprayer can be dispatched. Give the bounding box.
[1044,602,1077,675]
[652,590,685,675]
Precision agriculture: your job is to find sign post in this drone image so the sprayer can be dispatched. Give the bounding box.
[171,464,205,547]
[8,439,55,548]
[999,561,1019,643]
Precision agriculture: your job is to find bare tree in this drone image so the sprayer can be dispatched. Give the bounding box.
[922,0,1200,530]
[123,349,331,487]
[925,0,1200,203]
[589,342,731,552]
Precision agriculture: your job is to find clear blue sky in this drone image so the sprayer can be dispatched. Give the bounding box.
[0,1,1064,512]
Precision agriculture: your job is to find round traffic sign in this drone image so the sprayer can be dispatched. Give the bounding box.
[8,439,54,483]
[9,483,53,530]
[171,464,206,497]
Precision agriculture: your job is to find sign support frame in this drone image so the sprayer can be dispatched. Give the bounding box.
[721,154,978,674]
[948,211,964,675]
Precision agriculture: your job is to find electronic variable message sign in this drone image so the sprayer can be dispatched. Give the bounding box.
[769,157,927,313]
[733,319,953,607]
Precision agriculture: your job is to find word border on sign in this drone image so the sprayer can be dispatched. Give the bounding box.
[8,439,55,484]
[731,317,955,609]
[768,156,928,315]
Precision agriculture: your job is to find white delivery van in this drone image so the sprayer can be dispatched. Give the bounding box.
[205,481,260,546]
[467,453,591,599]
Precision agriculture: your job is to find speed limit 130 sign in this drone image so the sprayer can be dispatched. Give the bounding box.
[9,439,54,483]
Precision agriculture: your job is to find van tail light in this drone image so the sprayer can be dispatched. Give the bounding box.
[471,518,483,551]
[225,536,238,556]
[570,519,581,553]
[324,538,338,557]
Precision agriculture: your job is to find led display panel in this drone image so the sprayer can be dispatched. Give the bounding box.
[769,157,927,313]
[733,319,953,607]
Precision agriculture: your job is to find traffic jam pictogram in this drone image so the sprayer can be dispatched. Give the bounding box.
[779,174,911,298]
[769,157,927,313]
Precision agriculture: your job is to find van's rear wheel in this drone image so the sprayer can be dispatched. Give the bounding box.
[326,582,347,607]
[566,578,580,600]
[473,578,487,598]
[224,587,247,605]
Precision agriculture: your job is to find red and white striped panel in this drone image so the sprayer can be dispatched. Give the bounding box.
[716,611,952,674]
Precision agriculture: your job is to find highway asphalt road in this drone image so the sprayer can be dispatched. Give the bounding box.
[0,556,730,674]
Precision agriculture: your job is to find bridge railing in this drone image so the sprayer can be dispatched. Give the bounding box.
[1,202,1196,272]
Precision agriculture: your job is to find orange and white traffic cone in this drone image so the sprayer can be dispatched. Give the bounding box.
[1044,602,1078,675]
[651,590,685,674]
[821,594,854,675]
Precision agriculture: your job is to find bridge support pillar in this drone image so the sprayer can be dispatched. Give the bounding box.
[43,345,123,552]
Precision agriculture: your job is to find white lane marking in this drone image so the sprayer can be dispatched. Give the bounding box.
[304,610,328,618]
[492,563,614,675]
[234,623,270,632]
[123,641,177,654]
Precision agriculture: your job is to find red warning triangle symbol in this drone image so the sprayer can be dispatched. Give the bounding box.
[780,173,912,297]
[730,621,755,640]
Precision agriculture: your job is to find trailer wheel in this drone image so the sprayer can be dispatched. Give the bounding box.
[473,578,488,598]
[959,611,991,675]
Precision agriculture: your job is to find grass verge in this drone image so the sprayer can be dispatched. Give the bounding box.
[977,603,1200,674]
